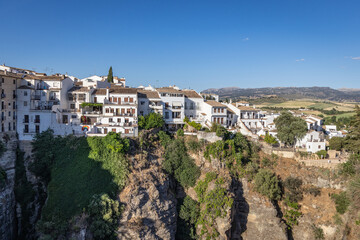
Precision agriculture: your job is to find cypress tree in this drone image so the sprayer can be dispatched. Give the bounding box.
[107,66,113,83]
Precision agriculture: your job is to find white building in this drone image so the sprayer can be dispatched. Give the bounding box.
[87,88,138,137]
[202,100,228,128]
[296,130,326,153]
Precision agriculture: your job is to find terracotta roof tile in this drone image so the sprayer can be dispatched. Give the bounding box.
[205,100,226,107]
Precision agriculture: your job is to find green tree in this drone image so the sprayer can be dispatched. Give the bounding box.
[254,169,282,200]
[107,66,113,83]
[344,105,360,153]
[329,137,344,151]
[274,112,307,147]
[264,132,278,146]
[138,113,164,130]
[88,194,121,240]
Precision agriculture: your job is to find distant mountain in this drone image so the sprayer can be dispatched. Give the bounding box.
[201,86,360,102]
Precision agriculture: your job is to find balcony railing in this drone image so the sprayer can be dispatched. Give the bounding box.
[34,119,40,123]
[112,112,134,117]
[31,95,41,100]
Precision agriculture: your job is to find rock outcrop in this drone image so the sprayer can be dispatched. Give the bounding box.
[232,178,287,240]
[0,133,17,240]
[118,148,177,240]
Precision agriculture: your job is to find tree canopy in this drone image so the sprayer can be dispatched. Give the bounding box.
[344,105,360,153]
[274,112,307,147]
[138,112,165,130]
[107,66,113,83]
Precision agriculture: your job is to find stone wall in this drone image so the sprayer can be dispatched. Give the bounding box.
[0,133,18,240]
[197,132,222,143]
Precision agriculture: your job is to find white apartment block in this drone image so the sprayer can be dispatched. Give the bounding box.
[202,100,228,128]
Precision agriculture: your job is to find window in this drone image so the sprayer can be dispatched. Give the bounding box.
[13,122,15,131]
[129,98,133,103]
[24,124,28,133]
[140,101,145,105]
[8,111,11,117]
[24,91,28,96]
[71,115,77,118]
[70,104,75,109]
[36,125,40,134]
[165,112,169,119]
[35,115,40,123]
[1,101,3,110]
[13,102,16,109]
[24,101,27,107]
[1,78,4,83]
[13,79,15,84]
[109,118,113,122]
[140,111,144,116]
[13,90,16,99]
[8,122,11,131]
[117,118,121,123]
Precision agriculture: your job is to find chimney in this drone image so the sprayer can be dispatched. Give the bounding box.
[106,87,110,99]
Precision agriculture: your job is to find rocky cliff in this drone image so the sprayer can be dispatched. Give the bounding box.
[118,145,177,239]
[0,133,17,240]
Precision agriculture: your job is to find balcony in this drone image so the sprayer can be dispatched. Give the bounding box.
[112,112,134,117]
[31,95,41,100]
[32,106,52,111]
[104,99,137,105]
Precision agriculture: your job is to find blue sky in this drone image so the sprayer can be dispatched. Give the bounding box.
[0,0,359,91]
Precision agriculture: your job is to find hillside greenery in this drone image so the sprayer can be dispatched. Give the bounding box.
[162,137,200,188]
[31,130,129,239]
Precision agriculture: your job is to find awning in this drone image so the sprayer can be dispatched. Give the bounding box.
[172,102,182,107]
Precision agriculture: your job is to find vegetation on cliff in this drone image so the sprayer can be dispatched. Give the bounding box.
[31,130,129,239]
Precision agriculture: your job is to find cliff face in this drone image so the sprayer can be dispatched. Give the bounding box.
[118,147,177,240]
[232,179,287,240]
[0,133,18,240]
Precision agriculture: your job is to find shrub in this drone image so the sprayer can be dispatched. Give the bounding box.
[163,139,200,188]
[103,132,130,154]
[329,137,344,151]
[339,154,360,176]
[138,112,164,130]
[316,150,327,159]
[284,200,302,229]
[312,225,325,239]
[196,176,233,239]
[254,169,282,200]
[158,131,171,148]
[305,186,321,197]
[261,157,273,168]
[186,139,201,153]
[30,129,59,184]
[284,176,303,202]
[179,196,199,225]
[177,196,199,240]
[245,161,259,180]
[348,176,360,210]
[88,194,121,240]
[333,213,343,225]
[331,192,350,214]
[264,133,278,145]
[194,172,218,203]
[177,129,184,137]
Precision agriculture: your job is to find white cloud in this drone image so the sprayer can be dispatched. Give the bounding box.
[242,37,249,41]
[296,58,305,62]
[351,56,360,60]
